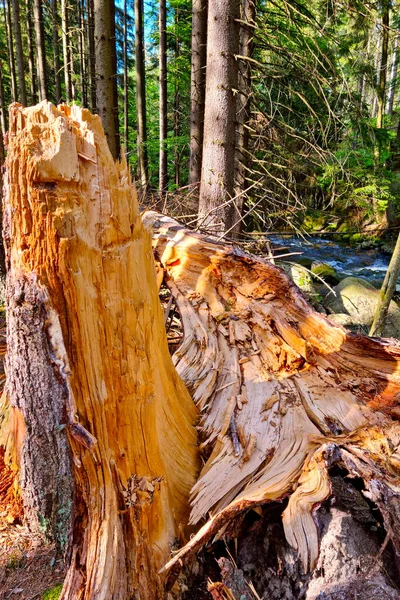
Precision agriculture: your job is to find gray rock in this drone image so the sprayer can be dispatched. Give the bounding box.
[281,263,324,309]
[287,263,314,294]
[324,276,400,339]
[326,313,369,334]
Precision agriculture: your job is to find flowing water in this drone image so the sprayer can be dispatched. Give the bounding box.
[269,234,392,287]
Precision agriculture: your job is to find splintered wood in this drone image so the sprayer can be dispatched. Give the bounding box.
[143,211,400,580]
[4,103,198,600]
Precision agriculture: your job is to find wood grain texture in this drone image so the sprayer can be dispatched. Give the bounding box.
[5,102,198,599]
[143,211,400,581]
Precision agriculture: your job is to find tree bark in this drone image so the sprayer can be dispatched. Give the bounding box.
[189,0,207,187]
[123,0,129,155]
[26,0,38,104]
[232,0,256,236]
[159,0,168,196]
[5,0,17,102]
[87,0,97,112]
[61,0,71,102]
[33,0,48,101]
[174,8,180,188]
[11,0,27,104]
[144,211,400,589]
[0,82,5,278]
[370,232,400,337]
[78,0,86,106]
[4,102,198,599]
[94,0,120,159]
[51,0,61,103]
[376,1,390,130]
[0,62,7,141]
[387,35,399,116]
[198,0,240,234]
[135,0,148,191]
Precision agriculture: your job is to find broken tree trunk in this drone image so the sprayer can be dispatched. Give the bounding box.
[142,211,400,590]
[4,102,198,599]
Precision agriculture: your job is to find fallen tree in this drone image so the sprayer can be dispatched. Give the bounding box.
[2,102,400,598]
[143,211,400,597]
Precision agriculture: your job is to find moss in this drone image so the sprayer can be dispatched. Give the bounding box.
[326,220,339,231]
[302,210,327,232]
[311,262,339,284]
[42,584,63,600]
[337,221,351,233]
[349,233,365,244]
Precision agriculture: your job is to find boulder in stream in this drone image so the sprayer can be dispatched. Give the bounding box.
[311,261,340,284]
[324,276,400,339]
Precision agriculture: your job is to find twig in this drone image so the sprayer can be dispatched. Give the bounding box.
[164,295,174,326]
[283,260,337,296]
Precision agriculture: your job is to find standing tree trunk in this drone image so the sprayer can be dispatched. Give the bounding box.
[189,0,207,187]
[52,0,62,103]
[198,0,240,234]
[61,0,71,102]
[0,115,4,277]
[0,62,7,140]
[5,0,17,102]
[0,98,4,193]
[372,27,381,119]
[33,0,47,100]
[94,0,120,159]
[26,0,37,104]
[123,0,129,155]
[4,102,198,599]
[387,35,399,116]
[78,0,86,106]
[87,0,97,111]
[370,231,400,337]
[173,9,180,188]
[232,0,256,236]
[359,31,370,107]
[135,0,148,191]
[376,1,390,130]
[159,0,168,196]
[11,0,27,104]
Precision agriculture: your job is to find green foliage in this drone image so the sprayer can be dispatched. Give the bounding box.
[1,0,400,232]
[314,117,398,221]
[302,210,328,231]
[42,584,63,600]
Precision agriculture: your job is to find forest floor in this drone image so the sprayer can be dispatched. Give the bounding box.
[0,536,65,600]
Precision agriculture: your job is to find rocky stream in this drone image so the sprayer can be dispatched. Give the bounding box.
[270,234,400,339]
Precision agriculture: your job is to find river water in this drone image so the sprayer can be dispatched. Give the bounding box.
[269,235,391,287]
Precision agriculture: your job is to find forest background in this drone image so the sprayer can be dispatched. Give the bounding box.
[0,0,399,240]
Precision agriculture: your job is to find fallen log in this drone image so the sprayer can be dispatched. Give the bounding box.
[143,211,400,588]
[3,102,198,599]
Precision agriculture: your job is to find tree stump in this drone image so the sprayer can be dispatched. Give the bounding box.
[4,102,198,599]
